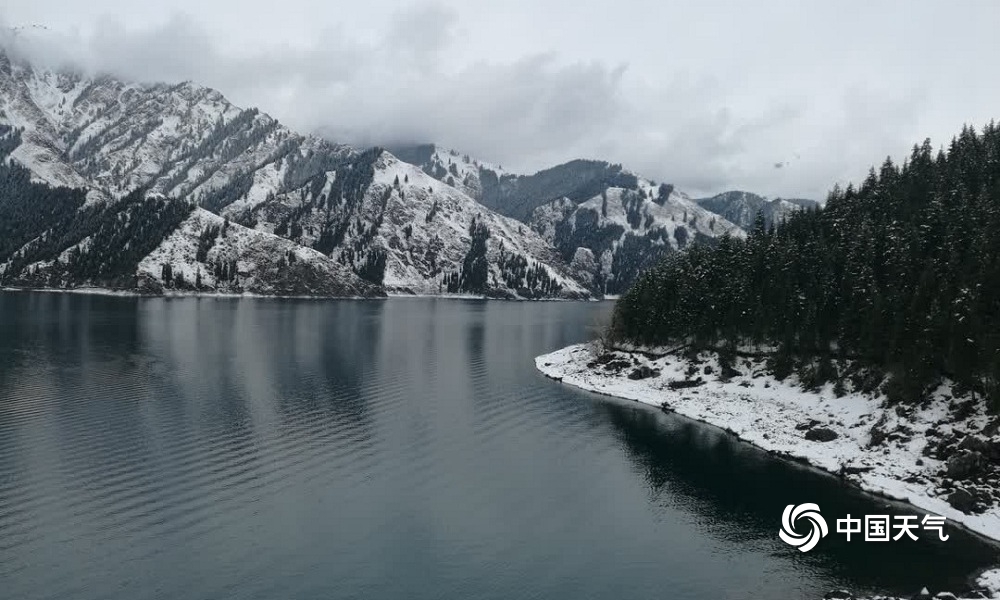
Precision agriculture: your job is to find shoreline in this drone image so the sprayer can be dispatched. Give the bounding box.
[535,342,1000,548]
[1,286,614,302]
[0,286,383,301]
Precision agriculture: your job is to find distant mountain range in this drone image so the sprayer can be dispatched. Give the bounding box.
[389,144,825,293]
[694,191,819,230]
[0,48,814,298]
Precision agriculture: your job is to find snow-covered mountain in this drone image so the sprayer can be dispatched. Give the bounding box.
[528,176,744,295]
[0,49,585,298]
[0,128,380,297]
[390,143,509,203]
[0,52,351,202]
[695,191,818,230]
[136,208,383,297]
[392,144,643,223]
[392,143,745,295]
[225,150,587,298]
[1,46,799,300]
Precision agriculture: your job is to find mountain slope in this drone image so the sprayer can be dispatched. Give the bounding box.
[695,190,818,230]
[137,208,380,296]
[390,143,749,294]
[0,126,379,296]
[0,50,354,205]
[389,143,508,202]
[0,50,585,298]
[226,150,588,298]
[529,177,744,295]
[391,143,641,222]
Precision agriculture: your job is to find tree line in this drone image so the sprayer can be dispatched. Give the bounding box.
[611,122,1000,407]
[0,127,193,289]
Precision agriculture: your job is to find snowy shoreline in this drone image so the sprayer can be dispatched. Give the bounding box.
[0,286,614,302]
[0,286,381,300]
[535,342,1000,547]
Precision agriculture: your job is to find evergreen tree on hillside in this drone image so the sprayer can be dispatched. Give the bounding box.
[460,218,491,293]
[611,121,1000,408]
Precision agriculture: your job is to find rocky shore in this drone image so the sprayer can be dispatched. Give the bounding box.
[824,568,1000,600]
[535,342,1000,543]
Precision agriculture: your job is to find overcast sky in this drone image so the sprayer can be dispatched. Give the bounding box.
[2,1,999,199]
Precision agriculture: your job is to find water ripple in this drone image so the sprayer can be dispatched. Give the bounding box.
[1,295,996,600]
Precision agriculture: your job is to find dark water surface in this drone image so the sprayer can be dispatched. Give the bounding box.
[0,293,997,600]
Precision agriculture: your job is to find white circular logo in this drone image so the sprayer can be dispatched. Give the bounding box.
[779,503,828,552]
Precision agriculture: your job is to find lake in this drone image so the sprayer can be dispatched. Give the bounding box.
[0,293,996,600]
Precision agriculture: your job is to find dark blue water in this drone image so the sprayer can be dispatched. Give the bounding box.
[0,293,996,600]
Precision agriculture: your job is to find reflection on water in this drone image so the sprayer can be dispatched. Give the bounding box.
[600,403,999,597]
[0,293,995,600]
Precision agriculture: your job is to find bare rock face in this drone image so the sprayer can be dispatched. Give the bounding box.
[947,488,977,513]
[628,365,661,380]
[959,435,988,453]
[946,449,983,480]
[868,414,889,448]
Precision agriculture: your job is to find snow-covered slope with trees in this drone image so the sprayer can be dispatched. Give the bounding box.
[392,143,749,294]
[528,178,744,294]
[0,49,351,204]
[695,190,818,230]
[136,208,380,297]
[0,48,585,298]
[3,44,801,300]
[0,125,379,296]
[226,151,588,298]
[393,144,646,224]
[390,143,508,202]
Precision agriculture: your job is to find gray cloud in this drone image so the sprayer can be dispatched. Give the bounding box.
[2,1,999,200]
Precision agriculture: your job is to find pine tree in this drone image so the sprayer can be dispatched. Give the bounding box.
[609,122,1000,408]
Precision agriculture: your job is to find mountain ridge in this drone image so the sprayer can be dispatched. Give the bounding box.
[391,142,750,294]
[0,50,589,298]
[0,49,782,299]
[694,190,819,230]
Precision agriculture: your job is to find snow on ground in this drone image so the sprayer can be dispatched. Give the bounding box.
[138,208,379,297]
[978,570,1000,597]
[530,180,743,250]
[418,145,507,199]
[536,342,1000,544]
[0,286,383,300]
[1,286,140,297]
[222,161,288,216]
[368,153,589,298]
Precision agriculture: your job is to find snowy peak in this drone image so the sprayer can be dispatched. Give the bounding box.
[0,46,780,299]
[478,159,644,223]
[0,48,350,207]
[391,142,693,226]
